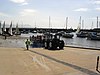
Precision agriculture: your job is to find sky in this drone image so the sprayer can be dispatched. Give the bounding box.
[0,0,100,29]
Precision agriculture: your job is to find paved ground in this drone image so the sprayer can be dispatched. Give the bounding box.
[0,47,100,75]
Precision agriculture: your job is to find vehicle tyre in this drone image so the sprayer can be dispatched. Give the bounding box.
[44,41,48,49]
[48,41,52,50]
[59,40,64,49]
[52,40,57,50]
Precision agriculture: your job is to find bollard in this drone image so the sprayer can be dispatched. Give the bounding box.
[96,56,99,71]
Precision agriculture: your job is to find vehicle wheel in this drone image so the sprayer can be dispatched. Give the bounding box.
[59,40,64,49]
[44,42,48,49]
[52,40,57,50]
[48,41,52,50]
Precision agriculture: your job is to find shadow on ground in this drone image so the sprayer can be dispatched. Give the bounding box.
[29,50,99,75]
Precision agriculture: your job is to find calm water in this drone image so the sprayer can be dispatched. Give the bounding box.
[61,33,100,49]
[21,33,100,49]
[1,33,99,49]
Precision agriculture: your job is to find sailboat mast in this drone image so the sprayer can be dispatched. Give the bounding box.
[82,20,84,29]
[0,21,2,34]
[16,23,18,34]
[0,21,1,27]
[0,21,1,29]
[35,21,36,28]
[97,16,98,28]
[3,21,6,32]
[79,16,81,29]
[21,21,23,28]
[49,16,51,29]
[91,21,93,29]
[66,17,68,30]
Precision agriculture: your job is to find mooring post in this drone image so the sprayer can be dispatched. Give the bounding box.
[96,56,99,71]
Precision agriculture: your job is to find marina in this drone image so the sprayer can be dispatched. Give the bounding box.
[1,0,100,75]
[0,32,100,49]
[0,16,100,75]
[22,33,100,49]
[0,32,100,75]
[0,15,100,49]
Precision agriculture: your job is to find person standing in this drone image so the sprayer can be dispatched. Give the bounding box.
[25,39,30,50]
[5,35,7,40]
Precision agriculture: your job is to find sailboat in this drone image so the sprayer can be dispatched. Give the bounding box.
[87,16,100,40]
[76,16,81,34]
[8,21,13,36]
[15,23,21,35]
[76,25,81,33]
[62,17,74,38]
[43,16,52,35]
[0,21,2,35]
[2,21,6,35]
[76,25,88,38]
[32,21,37,33]
[76,17,88,38]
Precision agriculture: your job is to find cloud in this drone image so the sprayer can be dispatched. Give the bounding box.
[94,0,100,4]
[21,2,28,5]
[74,8,89,12]
[0,12,9,17]
[10,0,28,5]
[20,9,37,16]
[95,7,100,11]
[10,0,26,3]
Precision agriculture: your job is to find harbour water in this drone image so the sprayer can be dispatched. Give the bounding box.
[0,33,100,49]
[61,33,100,49]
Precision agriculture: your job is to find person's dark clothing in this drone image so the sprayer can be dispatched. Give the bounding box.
[25,39,30,50]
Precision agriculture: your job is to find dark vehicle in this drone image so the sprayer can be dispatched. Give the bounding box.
[44,33,64,50]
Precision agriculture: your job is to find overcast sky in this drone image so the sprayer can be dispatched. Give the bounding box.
[0,0,100,29]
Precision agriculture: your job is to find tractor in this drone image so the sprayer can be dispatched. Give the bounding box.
[43,33,64,50]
